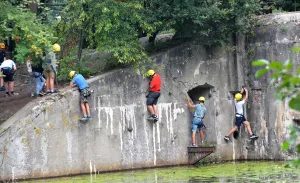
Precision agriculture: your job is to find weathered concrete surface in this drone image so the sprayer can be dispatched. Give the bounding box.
[1,12,300,181]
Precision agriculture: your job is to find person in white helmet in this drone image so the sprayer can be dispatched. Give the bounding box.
[224,87,258,141]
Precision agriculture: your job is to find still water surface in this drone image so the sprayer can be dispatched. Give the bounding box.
[23,161,299,183]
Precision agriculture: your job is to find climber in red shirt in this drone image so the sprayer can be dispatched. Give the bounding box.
[146,69,161,122]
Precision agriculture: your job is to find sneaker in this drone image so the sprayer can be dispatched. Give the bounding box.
[31,93,35,97]
[80,117,88,121]
[191,144,197,147]
[0,86,5,91]
[224,136,230,141]
[38,93,44,97]
[250,133,258,139]
[87,116,92,119]
[5,93,11,97]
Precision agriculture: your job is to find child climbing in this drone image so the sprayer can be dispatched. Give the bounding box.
[146,69,161,122]
[224,87,258,141]
[69,71,91,121]
[187,96,206,147]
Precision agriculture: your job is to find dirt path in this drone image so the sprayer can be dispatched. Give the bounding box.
[0,65,67,126]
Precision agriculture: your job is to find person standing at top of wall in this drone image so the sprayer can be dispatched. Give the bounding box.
[187,96,207,147]
[224,87,258,142]
[44,44,60,94]
[0,44,6,91]
[146,69,161,122]
[0,55,16,97]
[69,71,91,121]
[26,57,46,97]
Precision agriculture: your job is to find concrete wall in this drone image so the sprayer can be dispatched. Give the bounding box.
[1,12,300,180]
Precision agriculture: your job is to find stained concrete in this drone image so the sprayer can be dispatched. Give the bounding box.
[1,12,300,181]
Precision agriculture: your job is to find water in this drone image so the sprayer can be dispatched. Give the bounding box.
[22,161,299,183]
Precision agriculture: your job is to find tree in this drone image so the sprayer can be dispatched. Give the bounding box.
[252,47,300,167]
[59,0,154,66]
[140,0,261,45]
[0,0,57,65]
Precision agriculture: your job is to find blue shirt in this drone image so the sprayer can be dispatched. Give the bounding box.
[194,104,206,119]
[72,74,89,90]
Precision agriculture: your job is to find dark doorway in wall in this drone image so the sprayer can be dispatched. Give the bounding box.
[187,83,214,103]
[187,83,216,145]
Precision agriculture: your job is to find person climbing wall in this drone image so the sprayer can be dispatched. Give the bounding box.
[146,69,161,122]
[224,87,258,142]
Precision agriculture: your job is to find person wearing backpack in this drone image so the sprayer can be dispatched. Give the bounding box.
[0,56,16,96]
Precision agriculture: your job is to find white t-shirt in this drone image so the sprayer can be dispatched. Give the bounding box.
[0,59,16,69]
[235,100,245,116]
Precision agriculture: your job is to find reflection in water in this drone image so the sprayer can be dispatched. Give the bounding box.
[22,161,299,183]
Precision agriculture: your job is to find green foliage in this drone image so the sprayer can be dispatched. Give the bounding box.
[0,1,57,65]
[142,0,261,45]
[59,0,153,68]
[253,46,300,166]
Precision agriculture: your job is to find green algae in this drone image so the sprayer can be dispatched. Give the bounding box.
[22,161,300,183]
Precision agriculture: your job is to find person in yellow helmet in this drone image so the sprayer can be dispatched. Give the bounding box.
[69,71,92,121]
[44,44,60,94]
[224,87,258,141]
[187,96,207,147]
[146,69,161,122]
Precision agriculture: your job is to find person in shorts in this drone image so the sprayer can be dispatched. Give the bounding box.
[69,71,91,121]
[224,87,258,141]
[187,96,206,147]
[146,69,161,122]
[0,56,16,96]
[44,44,60,94]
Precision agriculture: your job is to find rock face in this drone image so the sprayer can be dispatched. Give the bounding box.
[1,12,300,180]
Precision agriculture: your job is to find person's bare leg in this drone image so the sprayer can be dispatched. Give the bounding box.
[147,105,155,115]
[0,78,3,86]
[226,126,238,137]
[243,121,253,135]
[4,82,8,92]
[199,130,204,141]
[46,73,50,91]
[9,81,14,92]
[153,104,158,117]
[192,131,196,145]
[50,77,54,91]
[85,103,91,116]
[81,103,87,117]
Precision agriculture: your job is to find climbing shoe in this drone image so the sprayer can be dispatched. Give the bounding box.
[224,136,230,141]
[250,133,258,139]
[80,116,88,121]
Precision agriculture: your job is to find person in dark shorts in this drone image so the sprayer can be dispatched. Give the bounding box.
[146,69,161,122]
[0,47,6,90]
[69,71,91,121]
[224,87,258,141]
[0,56,16,96]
